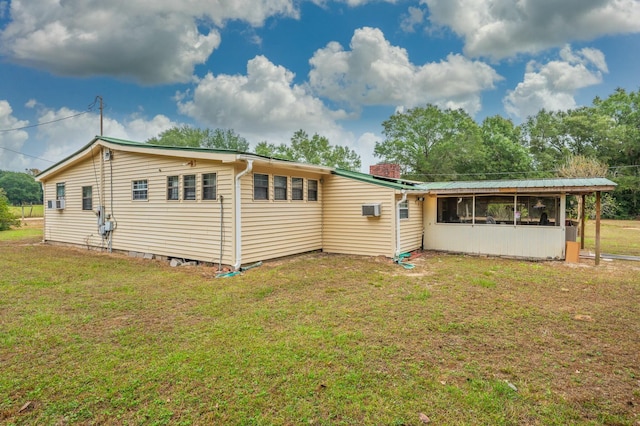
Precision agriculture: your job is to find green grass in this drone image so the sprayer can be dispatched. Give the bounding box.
[0,220,42,241]
[8,204,44,218]
[583,219,640,256]
[1,222,639,424]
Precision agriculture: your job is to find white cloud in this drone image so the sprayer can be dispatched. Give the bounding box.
[401,6,426,33]
[177,55,348,143]
[0,0,299,84]
[355,131,382,172]
[503,45,608,118]
[341,0,397,6]
[308,27,501,115]
[423,0,640,59]
[0,100,30,171]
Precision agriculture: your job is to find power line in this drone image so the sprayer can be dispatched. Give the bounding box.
[0,110,90,133]
[0,145,55,163]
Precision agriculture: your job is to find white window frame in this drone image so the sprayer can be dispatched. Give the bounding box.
[183,174,196,201]
[399,200,409,219]
[82,186,93,211]
[167,176,179,201]
[56,182,65,200]
[132,180,148,201]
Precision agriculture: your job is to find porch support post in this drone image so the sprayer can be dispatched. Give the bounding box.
[595,191,601,266]
[580,194,586,250]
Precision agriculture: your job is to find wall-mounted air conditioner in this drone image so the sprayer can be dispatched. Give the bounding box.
[362,203,381,217]
[47,199,65,210]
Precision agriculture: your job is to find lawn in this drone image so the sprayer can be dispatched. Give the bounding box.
[8,204,44,218]
[1,225,639,425]
[583,219,640,257]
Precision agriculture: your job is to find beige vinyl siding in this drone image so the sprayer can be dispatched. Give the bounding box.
[107,150,234,263]
[398,194,424,254]
[322,174,395,257]
[42,156,100,245]
[44,150,235,265]
[240,165,323,264]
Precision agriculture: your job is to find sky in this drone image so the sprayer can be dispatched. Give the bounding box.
[1,0,639,174]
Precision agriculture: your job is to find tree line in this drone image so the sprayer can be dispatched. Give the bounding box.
[374,88,639,218]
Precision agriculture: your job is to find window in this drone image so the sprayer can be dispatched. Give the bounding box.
[183,174,196,200]
[56,182,65,200]
[167,176,179,200]
[132,180,148,200]
[274,176,287,201]
[515,196,560,226]
[308,179,318,201]
[399,200,409,219]
[254,173,269,200]
[292,177,303,200]
[82,186,93,210]
[475,195,515,224]
[437,197,474,223]
[202,173,217,200]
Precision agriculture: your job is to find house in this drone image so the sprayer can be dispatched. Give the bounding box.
[36,136,617,268]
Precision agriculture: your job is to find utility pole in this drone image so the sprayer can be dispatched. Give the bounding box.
[98,95,103,136]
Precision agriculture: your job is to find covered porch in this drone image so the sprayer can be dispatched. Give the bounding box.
[419,178,617,262]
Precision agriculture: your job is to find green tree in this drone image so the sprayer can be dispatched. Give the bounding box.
[522,109,569,175]
[255,130,361,171]
[374,105,485,181]
[0,171,43,205]
[480,116,532,179]
[0,188,20,231]
[592,88,640,218]
[147,126,250,151]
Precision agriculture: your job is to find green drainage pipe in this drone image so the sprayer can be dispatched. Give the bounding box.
[395,252,415,269]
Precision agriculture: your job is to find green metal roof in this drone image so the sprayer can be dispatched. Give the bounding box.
[98,136,243,155]
[37,135,330,179]
[37,136,619,195]
[332,169,423,190]
[416,177,617,193]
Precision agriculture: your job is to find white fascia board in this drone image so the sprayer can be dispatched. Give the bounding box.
[236,154,334,174]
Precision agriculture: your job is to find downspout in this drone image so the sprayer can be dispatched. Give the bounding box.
[395,190,407,259]
[233,159,253,270]
[40,182,46,242]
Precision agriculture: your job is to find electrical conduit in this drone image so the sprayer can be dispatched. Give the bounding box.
[233,160,253,270]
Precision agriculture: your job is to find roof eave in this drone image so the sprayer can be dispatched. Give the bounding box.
[237,154,334,174]
[427,185,618,195]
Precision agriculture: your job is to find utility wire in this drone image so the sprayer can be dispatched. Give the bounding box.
[0,110,90,133]
[0,145,55,163]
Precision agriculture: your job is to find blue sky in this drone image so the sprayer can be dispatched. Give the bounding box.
[1,0,639,173]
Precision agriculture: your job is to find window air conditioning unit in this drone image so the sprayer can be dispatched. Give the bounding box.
[362,203,381,217]
[47,199,65,210]
[103,149,112,161]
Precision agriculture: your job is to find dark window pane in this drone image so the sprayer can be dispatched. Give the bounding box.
[292,177,303,200]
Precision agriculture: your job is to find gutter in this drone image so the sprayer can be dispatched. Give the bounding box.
[395,190,407,259]
[233,159,253,270]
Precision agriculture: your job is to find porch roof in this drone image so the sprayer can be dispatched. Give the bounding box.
[416,177,617,195]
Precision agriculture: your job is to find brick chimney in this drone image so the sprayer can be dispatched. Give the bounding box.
[369,163,401,179]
